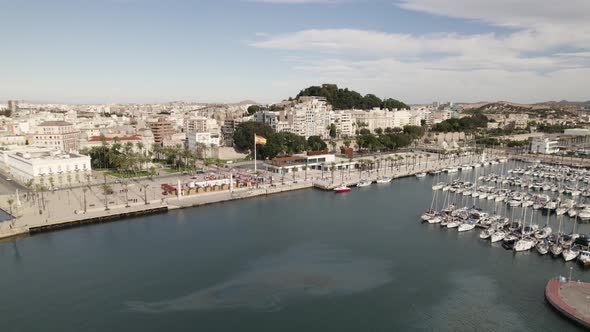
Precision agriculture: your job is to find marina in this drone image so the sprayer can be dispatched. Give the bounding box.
[1,159,587,331]
[421,160,590,267]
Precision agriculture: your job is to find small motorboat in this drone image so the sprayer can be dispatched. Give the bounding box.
[334,186,351,193]
[376,176,392,184]
[415,172,427,178]
[356,180,372,187]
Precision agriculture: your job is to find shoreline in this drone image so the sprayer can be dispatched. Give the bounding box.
[0,153,499,242]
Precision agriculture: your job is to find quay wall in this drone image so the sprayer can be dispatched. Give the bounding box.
[0,153,498,241]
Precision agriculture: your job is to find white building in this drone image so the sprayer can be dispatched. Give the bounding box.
[187,132,220,149]
[564,128,590,136]
[0,135,27,146]
[278,97,331,138]
[0,146,91,187]
[530,136,559,154]
[329,111,354,137]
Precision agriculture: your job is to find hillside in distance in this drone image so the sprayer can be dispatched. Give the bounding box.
[294,84,410,111]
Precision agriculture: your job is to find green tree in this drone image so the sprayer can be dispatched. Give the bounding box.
[247,105,260,115]
[233,122,274,151]
[382,98,410,110]
[307,136,327,151]
[329,123,337,138]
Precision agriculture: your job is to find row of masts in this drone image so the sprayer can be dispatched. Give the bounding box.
[421,160,590,266]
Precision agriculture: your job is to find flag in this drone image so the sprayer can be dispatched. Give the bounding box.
[255,135,267,145]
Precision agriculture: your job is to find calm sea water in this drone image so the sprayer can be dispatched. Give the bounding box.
[1,162,587,331]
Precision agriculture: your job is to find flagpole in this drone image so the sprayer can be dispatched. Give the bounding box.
[254,133,257,173]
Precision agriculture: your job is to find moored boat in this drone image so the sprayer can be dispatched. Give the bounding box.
[334,186,351,193]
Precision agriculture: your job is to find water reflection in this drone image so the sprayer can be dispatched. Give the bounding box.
[126,243,393,313]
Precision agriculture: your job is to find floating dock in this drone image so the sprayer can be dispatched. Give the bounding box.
[545,277,590,329]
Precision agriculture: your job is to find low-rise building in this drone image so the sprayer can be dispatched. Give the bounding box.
[0,146,91,187]
[187,132,220,149]
[530,136,559,154]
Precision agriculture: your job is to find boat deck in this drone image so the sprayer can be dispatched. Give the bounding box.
[545,278,590,329]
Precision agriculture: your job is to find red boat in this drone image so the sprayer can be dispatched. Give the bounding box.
[334,186,351,193]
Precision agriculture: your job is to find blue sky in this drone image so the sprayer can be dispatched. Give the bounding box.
[1,0,589,104]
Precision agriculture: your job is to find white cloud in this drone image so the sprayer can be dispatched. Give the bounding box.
[250,0,590,102]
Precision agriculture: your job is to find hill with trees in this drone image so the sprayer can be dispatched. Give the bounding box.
[295,85,409,110]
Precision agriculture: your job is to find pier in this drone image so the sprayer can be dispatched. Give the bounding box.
[545,278,590,329]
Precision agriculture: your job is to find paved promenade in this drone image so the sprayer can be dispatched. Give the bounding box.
[0,151,499,241]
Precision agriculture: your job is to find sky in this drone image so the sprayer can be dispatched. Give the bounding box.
[1,0,589,104]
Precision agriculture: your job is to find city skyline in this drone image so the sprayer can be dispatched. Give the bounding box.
[1,0,589,104]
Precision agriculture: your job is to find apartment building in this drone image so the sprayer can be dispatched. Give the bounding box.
[148,117,174,146]
[29,121,80,152]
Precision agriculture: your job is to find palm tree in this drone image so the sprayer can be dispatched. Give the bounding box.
[152,145,163,161]
[35,184,46,211]
[136,142,144,156]
[82,188,88,213]
[358,159,363,179]
[122,180,130,207]
[330,162,336,184]
[141,183,150,205]
[292,167,298,182]
[280,167,285,184]
[373,156,380,176]
[330,140,337,153]
[302,165,308,181]
[101,183,112,211]
[48,177,55,190]
[7,197,14,218]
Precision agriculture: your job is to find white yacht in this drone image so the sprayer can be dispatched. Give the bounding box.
[491,230,507,243]
[458,222,476,232]
[563,246,581,262]
[376,176,392,184]
[356,180,372,187]
[446,219,461,229]
[479,228,495,239]
[431,182,445,190]
[514,237,536,252]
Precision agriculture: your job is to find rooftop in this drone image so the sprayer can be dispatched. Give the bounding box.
[38,121,73,127]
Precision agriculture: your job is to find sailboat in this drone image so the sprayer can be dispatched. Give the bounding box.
[550,215,564,257]
[514,205,537,252]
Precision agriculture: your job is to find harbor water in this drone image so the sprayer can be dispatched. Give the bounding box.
[1,161,588,331]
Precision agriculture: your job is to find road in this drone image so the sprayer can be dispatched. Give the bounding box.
[0,172,26,195]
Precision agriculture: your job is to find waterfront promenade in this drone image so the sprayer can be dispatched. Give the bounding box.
[0,151,492,241]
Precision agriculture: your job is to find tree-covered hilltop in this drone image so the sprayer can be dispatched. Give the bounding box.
[295,85,410,110]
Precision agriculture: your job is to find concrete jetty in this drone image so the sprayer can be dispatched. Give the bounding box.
[546,277,590,329]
